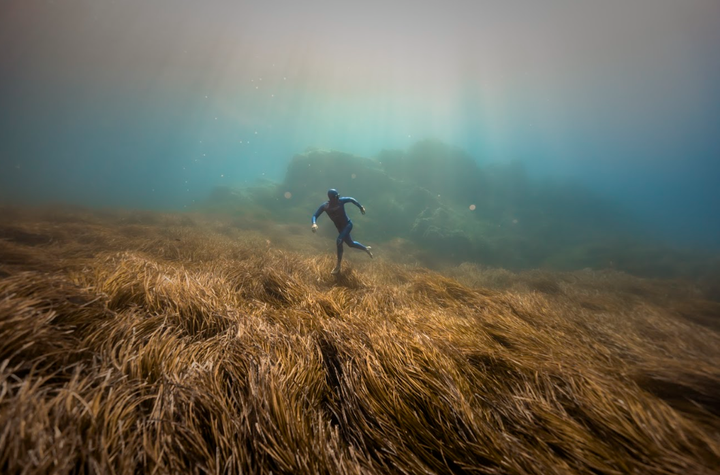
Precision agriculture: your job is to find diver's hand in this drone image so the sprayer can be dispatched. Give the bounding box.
[311,223,318,233]
[360,206,366,215]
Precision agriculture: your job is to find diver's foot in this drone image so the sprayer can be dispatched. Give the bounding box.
[365,246,373,259]
[331,264,341,275]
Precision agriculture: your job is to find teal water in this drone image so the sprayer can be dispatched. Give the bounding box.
[1,0,719,250]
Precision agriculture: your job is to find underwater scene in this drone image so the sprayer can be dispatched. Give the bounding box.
[1,1,719,473]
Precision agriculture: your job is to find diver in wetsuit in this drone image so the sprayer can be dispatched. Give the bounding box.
[312,189,373,274]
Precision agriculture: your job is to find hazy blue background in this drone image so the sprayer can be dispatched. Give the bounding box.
[1,0,719,248]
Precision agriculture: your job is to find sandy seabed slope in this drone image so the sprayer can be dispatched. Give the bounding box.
[0,206,719,474]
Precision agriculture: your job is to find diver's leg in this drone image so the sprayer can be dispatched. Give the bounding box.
[333,223,352,274]
[343,233,373,258]
[332,235,343,274]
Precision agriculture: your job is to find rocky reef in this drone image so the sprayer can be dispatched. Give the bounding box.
[201,140,719,280]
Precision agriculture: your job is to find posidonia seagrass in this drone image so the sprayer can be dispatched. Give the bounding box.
[1,205,719,474]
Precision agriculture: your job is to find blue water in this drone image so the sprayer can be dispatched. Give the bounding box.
[1,0,719,250]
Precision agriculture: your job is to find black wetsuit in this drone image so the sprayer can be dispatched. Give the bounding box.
[312,197,369,261]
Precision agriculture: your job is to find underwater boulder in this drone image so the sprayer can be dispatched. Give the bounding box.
[283,149,392,203]
[197,141,685,277]
[382,139,483,203]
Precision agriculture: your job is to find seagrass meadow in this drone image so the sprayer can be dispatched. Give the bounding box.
[1,205,719,474]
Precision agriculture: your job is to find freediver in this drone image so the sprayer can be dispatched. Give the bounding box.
[311,188,373,274]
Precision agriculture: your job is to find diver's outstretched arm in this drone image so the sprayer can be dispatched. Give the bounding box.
[342,197,366,214]
[311,203,325,232]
